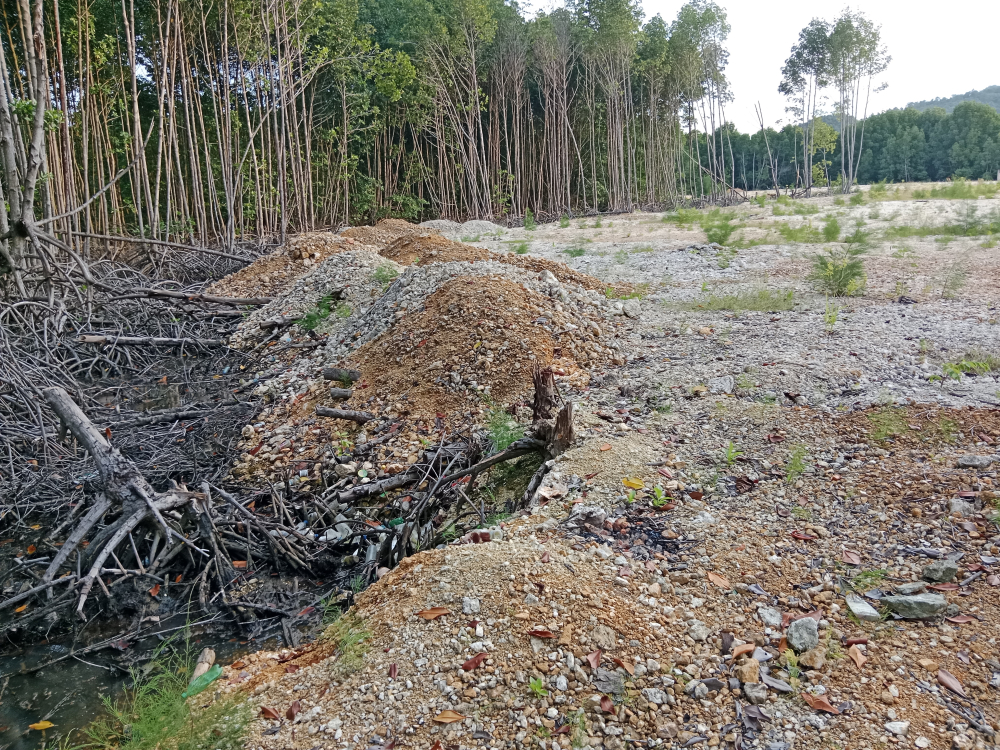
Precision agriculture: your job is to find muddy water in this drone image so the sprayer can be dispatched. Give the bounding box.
[0,613,275,750]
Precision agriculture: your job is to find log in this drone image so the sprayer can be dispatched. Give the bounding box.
[122,288,273,306]
[322,367,361,383]
[328,388,353,400]
[259,316,296,331]
[79,334,225,347]
[316,407,374,423]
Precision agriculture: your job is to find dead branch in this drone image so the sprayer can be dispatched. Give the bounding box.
[316,407,374,423]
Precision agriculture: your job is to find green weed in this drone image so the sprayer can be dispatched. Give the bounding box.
[809,244,867,296]
[513,241,529,254]
[559,214,570,228]
[297,293,348,330]
[529,677,548,698]
[777,222,822,243]
[786,444,808,484]
[723,441,743,466]
[373,264,399,288]
[701,209,738,245]
[822,216,841,242]
[486,402,524,451]
[790,506,811,520]
[613,248,628,264]
[849,192,865,206]
[524,209,537,231]
[661,208,701,228]
[868,407,907,440]
[912,178,999,200]
[850,568,888,590]
[681,287,795,312]
[824,299,840,331]
[563,247,586,258]
[323,614,370,677]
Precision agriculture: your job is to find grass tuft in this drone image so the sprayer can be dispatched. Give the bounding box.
[681,287,795,312]
[323,614,370,677]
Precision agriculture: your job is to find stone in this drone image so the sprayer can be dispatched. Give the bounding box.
[957,455,992,469]
[687,620,711,642]
[591,625,618,650]
[743,683,768,705]
[734,660,759,684]
[758,607,782,629]
[555,675,568,691]
[656,723,678,739]
[641,688,667,705]
[951,734,974,750]
[684,681,709,699]
[895,582,928,595]
[845,594,882,623]
[949,497,975,516]
[622,299,641,319]
[921,560,959,583]
[798,647,826,670]
[462,596,481,614]
[333,462,356,478]
[592,669,625,698]
[786,617,819,652]
[647,583,661,596]
[918,658,940,672]
[708,375,735,394]
[880,593,948,619]
[914,737,931,749]
[885,721,910,736]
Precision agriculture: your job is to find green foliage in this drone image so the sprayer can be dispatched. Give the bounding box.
[513,241,530,254]
[701,210,738,245]
[822,215,841,242]
[559,215,570,228]
[722,441,743,466]
[563,246,586,258]
[524,209,537,231]
[850,568,888,590]
[773,201,820,216]
[80,643,251,750]
[297,294,349,330]
[786,444,808,483]
[867,407,907,440]
[373,264,399,288]
[942,351,1000,379]
[323,614,370,677]
[683,287,795,312]
[776,222,822,243]
[942,262,968,299]
[486,402,524,451]
[528,677,548,698]
[809,244,867,296]
[613,248,629,264]
[823,299,839,330]
[662,208,701,227]
[849,192,865,206]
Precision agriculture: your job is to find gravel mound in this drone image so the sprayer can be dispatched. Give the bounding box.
[230,250,403,348]
[380,233,493,266]
[340,218,423,248]
[459,219,506,235]
[418,219,461,231]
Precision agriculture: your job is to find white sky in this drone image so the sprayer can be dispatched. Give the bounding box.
[526,0,1000,132]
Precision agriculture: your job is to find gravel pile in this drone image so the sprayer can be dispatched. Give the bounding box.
[229,250,403,348]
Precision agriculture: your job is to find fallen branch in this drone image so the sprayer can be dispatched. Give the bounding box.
[316,407,374,423]
[322,367,361,382]
[328,388,353,400]
[79,334,226,347]
[119,288,272,306]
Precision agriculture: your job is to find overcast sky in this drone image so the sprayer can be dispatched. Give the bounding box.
[527,0,999,132]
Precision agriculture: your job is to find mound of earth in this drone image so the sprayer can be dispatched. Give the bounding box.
[343,276,613,417]
[341,218,423,247]
[381,233,493,266]
[208,232,361,299]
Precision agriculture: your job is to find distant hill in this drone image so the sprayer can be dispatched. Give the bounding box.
[906,86,1000,114]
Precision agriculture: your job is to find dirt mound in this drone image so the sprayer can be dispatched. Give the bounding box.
[340,218,422,248]
[380,233,493,266]
[208,232,356,299]
[345,276,613,417]
[501,252,617,293]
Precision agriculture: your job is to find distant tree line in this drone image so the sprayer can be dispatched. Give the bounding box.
[695,100,1000,192]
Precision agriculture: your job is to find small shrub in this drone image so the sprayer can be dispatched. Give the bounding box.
[942,262,968,300]
[513,241,529,254]
[613,248,629,263]
[824,299,839,330]
[297,294,339,330]
[529,677,548,698]
[786,444,808,483]
[849,192,865,206]
[701,209,737,245]
[777,222,822,243]
[869,180,888,200]
[868,407,907,440]
[563,247,586,258]
[683,287,795,312]
[323,615,370,677]
[524,209,536,231]
[822,216,841,242]
[559,214,570,228]
[486,402,524,450]
[373,264,399,287]
[833,196,845,206]
[809,245,867,296]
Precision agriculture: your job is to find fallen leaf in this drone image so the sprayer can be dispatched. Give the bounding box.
[430,742,443,750]
[175,574,183,583]
[707,572,731,589]
[29,722,54,731]
[284,664,300,674]
[149,583,161,597]
[296,606,315,617]
[540,552,550,563]
[938,669,967,697]
[389,663,398,679]
[790,530,817,541]
[945,615,975,624]
[285,700,301,720]
[15,604,27,613]
[260,706,281,720]
[688,491,704,501]
[927,583,959,591]
[555,725,572,734]
[599,695,614,713]
[599,444,612,451]
[586,650,602,669]
[845,637,868,646]
[232,560,247,569]
[621,477,644,490]
[848,645,867,670]
[841,550,862,566]
[802,693,841,714]
[434,710,466,724]
[26,544,36,554]
[988,574,1000,586]
[732,643,754,659]
[767,433,785,443]
[415,607,451,620]
[527,629,554,639]
[230,661,246,669]
[610,656,634,675]
[775,504,790,517]
[462,653,488,671]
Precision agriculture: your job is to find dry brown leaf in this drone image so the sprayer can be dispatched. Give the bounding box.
[285,700,301,720]
[802,692,841,714]
[434,710,466,724]
[415,607,451,620]
[430,741,444,750]
[527,629,554,639]
[938,669,967,697]
[586,650,602,669]
[841,550,861,566]
[260,706,281,720]
[149,583,161,597]
[14,604,27,613]
[599,696,614,713]
[462,653,488,671]
[389,663,398,679]
[611,656,634,675]
[848,644,867,670]
[540,552,550,563]
[945,615,975,624]
[732,643,754,659]
[707,572,731,589]
[26,544,36,554]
